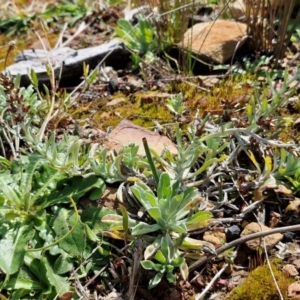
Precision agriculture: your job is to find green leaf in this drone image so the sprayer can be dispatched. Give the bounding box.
[42,254,70,296]
[0,223,33,275]
[53,208,86,257]
[117,19,134,33]
[167,193,184,219]
[89,187,105,201]
[160,234,173,261]
[149,272,164,289]
[24,253,50,291]
[186,211,213,226]
[85,224,100,242]
[131,183,156,210]
[181,237,216,252]
[143,191,159,208]
[30,70,39,88]
[131,222,161,235]
[166,271,176,283]
[157,172,171,200]
[5,274,43,291]
[13,74,21,88]
[147,207,162,221]
[53,254,73,275]
[0,172,23,210]
[44,175,105,208]
[172,256,184,267]
[154,250,166,264]
[171,223,187,234]
[81,206,117,232]
[140,260,156,270]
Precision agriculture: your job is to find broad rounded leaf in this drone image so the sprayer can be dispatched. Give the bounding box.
[140,260,156,270]
[53,208,86,257]
[147,207,162,220]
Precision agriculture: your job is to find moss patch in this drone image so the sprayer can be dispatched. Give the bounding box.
[226,258,295,300]
[72,91,174,131]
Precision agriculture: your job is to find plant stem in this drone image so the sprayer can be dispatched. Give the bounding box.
[189,224,300,272]
[195,262,229,300]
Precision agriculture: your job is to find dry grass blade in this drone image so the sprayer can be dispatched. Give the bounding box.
[126,239,146,300]
[245,0,297,62]
[4,40,16,70]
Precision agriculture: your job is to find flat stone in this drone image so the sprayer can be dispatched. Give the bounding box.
[106,98,126,107]
[104,119,177,156]
[179,20,247,64]
[241,222,283,252]
[203,230,226,247]
[4,40,129,86]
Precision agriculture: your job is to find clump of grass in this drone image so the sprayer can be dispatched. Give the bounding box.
[130,0,199,74]
[245,0,300,62]
[131,0,194,45]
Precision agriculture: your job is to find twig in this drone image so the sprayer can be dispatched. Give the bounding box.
[255,210,284,299]
[126,239,145,300]
[189,224,300,272]
[262,233,284,300]
[195,263,229,300]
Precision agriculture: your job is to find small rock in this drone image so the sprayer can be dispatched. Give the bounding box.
[293,259,300,270]
[294,118,300,130]
[283,264,299,277]
[288,281,300,300]
[226,225,241,241]
[240,222,283,252]
[179,20,247,64]
[106,97,126,107]
[202,76,220,88]
[228,269,248,289]
[203,230,226,247]
[108,79,119,94]
[283,231,297,243]
[140,92,171,105]
[226,0,246,20]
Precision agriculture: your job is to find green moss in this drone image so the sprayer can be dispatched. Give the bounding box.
[167,74,255,118]
[76,90,174,131]
[226,258,295,300]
